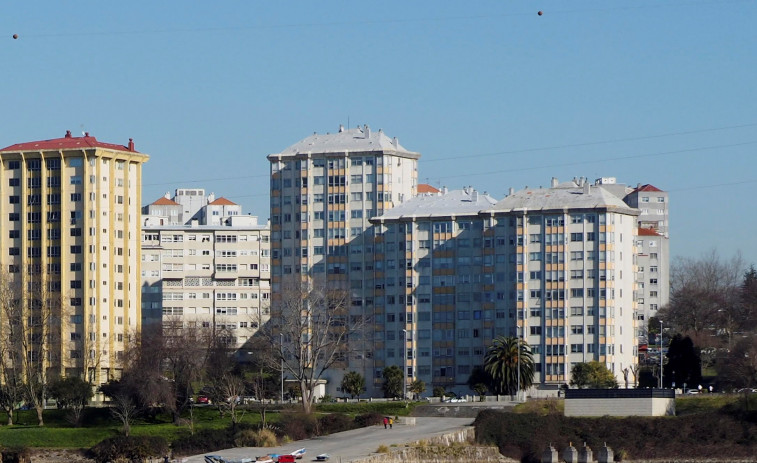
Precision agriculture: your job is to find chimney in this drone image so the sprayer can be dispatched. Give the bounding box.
[392,137,399,149]
[164,192,170,199]
[472,190,479,201]
[128,138,135,151]
[583,183,591,195]
[551,177,558,188]
[364,124,371,138]
[508,187,515,196]
[338,124,344,133]
[442,186,448,195]
[65,130,72,138]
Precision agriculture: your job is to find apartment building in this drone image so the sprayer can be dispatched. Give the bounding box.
[267,124,420,394]
[0,131,148,384]
[373,179,640,394]
[623,185,670,340]
[141,195,271,352]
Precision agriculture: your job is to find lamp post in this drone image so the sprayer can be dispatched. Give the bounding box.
[280,333,284,402]
[659,320,664,389]
[401,329,407,401]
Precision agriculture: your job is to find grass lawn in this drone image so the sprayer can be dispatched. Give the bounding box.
[0,401,418,449]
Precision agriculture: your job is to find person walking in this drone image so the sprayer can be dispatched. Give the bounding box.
[383,417,388,429]
[388,417,393,429]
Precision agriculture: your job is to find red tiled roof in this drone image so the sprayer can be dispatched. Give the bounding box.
[417,183,440,194]
[638,227,661,236]
[209,197,237,206]
[151,197,180,206]
[634,184,662,192]
[0,131,138,153]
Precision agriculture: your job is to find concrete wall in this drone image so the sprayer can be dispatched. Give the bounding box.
[564,396,674,417]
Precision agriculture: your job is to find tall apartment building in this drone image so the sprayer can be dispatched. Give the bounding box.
[141,195,271,352]
[268,125,420,393]
[0,131,148,384]
[623,184,670,342]
[373,179,639,394]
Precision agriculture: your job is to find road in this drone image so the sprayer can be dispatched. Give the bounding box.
[183,417,474,463]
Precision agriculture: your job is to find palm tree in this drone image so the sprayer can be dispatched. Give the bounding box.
[484,336,534,397]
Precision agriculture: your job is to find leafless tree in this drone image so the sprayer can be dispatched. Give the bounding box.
[660,250,746,348]
[16,267,65,426]
[256,279,364,413]
[0,271,25,425]
[110,392,138,436]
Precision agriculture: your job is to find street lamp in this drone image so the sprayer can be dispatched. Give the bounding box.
[280,333,284,402]
[401,329,407,401]
[659,320,664,389]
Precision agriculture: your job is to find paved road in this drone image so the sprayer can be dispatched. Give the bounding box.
[184,417,474,463]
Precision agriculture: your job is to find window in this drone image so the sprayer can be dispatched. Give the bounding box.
[571,233,583,242]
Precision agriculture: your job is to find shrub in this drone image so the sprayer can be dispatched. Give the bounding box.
[1,447,30,463]
[279,412,319,440]
[376,445,389,454]
[234,428,278,448]
[171,428,234,456]
[354,412,384,428]
[89,436,169,463]
[319,413,354,434]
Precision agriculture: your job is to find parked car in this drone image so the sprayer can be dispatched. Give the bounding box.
[197,395,211,404]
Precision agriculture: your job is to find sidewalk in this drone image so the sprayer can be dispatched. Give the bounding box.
[183,417,474,463]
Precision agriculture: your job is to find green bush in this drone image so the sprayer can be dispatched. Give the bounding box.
[89,436,169,463]
[353,412,384,428]
[319,413,354,434]
[0,447,30,463]
[171,428,234,456]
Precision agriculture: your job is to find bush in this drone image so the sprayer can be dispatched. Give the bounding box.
[234,428,279,448]
[89,436,169,463]
[171,428,234,456]
[354,412,384,428]
[319,413,354,434]
[1,448,30,463]
[279,412,319,440]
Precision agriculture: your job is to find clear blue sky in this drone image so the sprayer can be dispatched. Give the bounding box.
[3,1,756,264]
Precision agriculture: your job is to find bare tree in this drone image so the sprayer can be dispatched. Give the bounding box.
[0,271,25,425]
[660,250,746,348]
[16,267,64,426]
[256,280,363,413]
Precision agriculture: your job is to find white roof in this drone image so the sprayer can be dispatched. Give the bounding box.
[374,188,498,221]
[492,181,637,214]
[269,126,420,159]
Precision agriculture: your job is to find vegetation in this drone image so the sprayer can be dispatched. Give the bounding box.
[476,395,757,463]
[569,361,618,389]
[484,336,534,397]
[409,379,426,400]
[48,377,93,426]
[340,371,365,399]
[381,365,403,398]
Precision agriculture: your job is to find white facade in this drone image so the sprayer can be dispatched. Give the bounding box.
[140,220,271,352]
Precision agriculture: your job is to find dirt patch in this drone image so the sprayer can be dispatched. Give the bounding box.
[28,449,94,463]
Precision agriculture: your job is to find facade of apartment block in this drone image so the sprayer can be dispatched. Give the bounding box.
[0,131,148,384]
[141,195,271,351]
[373,179,640,395]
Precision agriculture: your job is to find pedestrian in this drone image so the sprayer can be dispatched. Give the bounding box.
[388,417,393,429]
[383,417,388,429]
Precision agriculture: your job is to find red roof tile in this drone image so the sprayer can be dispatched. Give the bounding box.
[417,183,440,194]
[634,184,662,192]
[209,197,237,206]
[638,227,661,236]
[1,131,138,153]
[151,197,180,206]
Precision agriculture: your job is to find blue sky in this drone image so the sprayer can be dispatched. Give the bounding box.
[2,1,756,264]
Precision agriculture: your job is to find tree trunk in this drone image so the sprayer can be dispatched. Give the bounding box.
[6,409,13,425]
[35,405,44,426]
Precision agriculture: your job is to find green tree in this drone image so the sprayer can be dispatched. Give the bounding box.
[664,334,701,388]
[409,379,426,400]
[484,336,534,397]
[340,371,365,399]
[381,365,403,398]
[432,386,446,398]
[48,376,94,426]
[569,361,619,388]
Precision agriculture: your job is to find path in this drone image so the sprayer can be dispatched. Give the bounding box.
[183,417,474,463]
